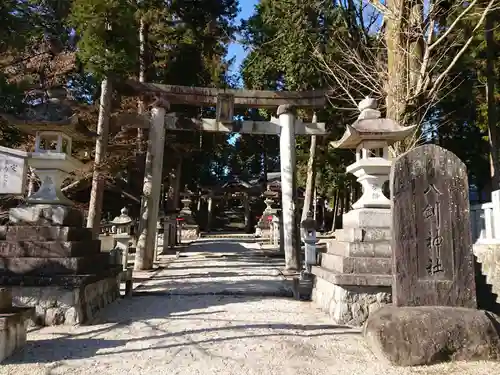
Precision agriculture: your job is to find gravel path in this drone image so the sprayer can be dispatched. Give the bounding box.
[2,239,500,375]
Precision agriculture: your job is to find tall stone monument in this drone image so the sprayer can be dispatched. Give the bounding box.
[363,145,497,367]
[391,144,476,307]
[311,97,416,325]
[0,87,122,325]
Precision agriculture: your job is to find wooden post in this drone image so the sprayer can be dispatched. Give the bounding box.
[278,105,300,270]
[134,98,169,270]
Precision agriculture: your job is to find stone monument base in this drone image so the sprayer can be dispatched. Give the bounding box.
[6,271,121,326]
[364,306,500,366]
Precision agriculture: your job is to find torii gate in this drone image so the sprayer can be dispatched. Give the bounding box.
[118,80,329,271]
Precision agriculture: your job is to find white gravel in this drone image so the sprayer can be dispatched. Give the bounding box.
[2,239,500,375]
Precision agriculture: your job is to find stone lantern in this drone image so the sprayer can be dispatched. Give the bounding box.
[178,190,200,240]
[110,207,133,296]
[110,207,133,235]
[309,98,416,326]
[256,186,279,238]
[2,86,96,224]
[0,87,123,326]
[331,97,416,213]
[110,207,133,268]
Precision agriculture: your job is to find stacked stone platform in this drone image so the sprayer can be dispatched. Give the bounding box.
[311,209,392,326]
[0,209,122,326]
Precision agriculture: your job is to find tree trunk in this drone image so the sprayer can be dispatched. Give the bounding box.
[173,158,183,210]
[385,0,424,155]
[137,17,148,153]
[86,78,112,237]
[301,133,317,222]
[485,11,500,189]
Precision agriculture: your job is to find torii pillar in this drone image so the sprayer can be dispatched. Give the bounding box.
[135,97,170,270]
[278,105,300,271]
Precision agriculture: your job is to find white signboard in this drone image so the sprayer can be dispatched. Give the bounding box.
[0,147,28,195]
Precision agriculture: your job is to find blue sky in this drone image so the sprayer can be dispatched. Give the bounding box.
[227,0,259,82]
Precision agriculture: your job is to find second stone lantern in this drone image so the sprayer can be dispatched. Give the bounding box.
[331,97,416,226]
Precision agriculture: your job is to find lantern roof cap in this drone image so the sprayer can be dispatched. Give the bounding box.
[0,86,96,142]
[110,207,132,225]
[330,97,417,149]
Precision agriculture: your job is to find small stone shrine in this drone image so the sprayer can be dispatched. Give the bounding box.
[364,145,500,367]
[311,97,416,326]
[0,87,122,326]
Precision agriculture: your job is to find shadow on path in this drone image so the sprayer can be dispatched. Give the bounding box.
[6,294,359,365]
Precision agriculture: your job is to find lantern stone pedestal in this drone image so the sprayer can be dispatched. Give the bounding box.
[179,196,199,241]
[0,103,121,325]
[161,215,178,254]
[311,98,416,326]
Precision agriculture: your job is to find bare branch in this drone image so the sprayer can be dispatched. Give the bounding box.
[428,0,480,51]
[428,0,496,98]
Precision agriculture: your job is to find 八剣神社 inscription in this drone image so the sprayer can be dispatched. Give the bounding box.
[391,144,476,308]
[422,184,445,277]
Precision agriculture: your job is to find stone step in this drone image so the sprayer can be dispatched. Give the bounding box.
[0,267,122,287]
[334,227,392,243]
[311,266,392,286]
[326,240,391,257]
[0,240,101,258]
[0,226,93,242]
[0,253,109,275]
[320,253,391,275]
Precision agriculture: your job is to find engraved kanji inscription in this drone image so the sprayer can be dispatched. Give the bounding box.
[391,144,476,308]
[425,234,444,276]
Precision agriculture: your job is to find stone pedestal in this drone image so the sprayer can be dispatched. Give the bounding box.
[0,216,121,326]
[0,288,33,363]
[179,197,199,241]
[161,217,177,254]
[311,209,392,326]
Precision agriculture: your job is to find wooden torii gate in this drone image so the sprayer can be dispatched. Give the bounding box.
[119,80,329,271]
